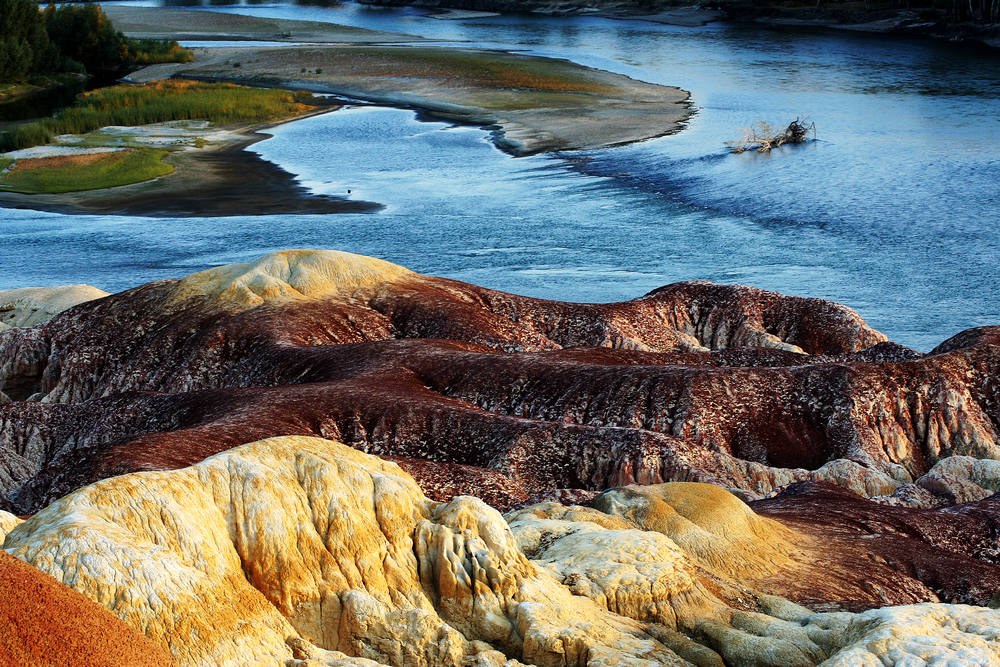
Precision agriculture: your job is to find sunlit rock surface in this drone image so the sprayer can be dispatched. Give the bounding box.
[4,436,688,666]
[5,437,1000,666]
[0,284,108,329]
[0,509,21,542]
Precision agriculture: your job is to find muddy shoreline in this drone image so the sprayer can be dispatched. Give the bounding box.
[0,117,381,217]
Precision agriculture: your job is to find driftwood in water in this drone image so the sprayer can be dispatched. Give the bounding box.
[728,118,816,153]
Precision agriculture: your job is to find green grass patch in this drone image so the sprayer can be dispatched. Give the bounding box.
[0,148,173,193]
[0,80,318,151]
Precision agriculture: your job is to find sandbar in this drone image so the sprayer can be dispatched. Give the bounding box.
[130,43,691,156]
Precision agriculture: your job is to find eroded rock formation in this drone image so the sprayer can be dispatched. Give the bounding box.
[5,436,1000,667]
[1,250,999,653]
[0,249,996,516]
[3,436,693,666]
[0,284,108,330]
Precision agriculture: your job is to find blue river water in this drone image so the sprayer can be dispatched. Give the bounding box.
[2,2,999,350]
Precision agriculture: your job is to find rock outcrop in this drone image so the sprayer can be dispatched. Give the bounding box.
[3,436,693,666]
[2,249,999,665]
[0,249,997,516]
[0,284,108,330]
[6,436,1000,667]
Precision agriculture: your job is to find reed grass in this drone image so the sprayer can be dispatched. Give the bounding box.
[0,80,316,151]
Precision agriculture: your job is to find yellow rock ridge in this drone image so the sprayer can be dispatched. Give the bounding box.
[2,436,684,666]
[167,249,418,309]
[5,437,1000,667]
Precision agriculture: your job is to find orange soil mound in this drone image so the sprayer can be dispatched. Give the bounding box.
[0,550,175,667]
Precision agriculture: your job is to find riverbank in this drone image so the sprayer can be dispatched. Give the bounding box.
[734,6,1000,48]
[0,136,382,217]
[100,5,426,44]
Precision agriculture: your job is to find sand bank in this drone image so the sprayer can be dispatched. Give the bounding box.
[0,111,380,217]
[131,43,691,155]
[101,5,426,44]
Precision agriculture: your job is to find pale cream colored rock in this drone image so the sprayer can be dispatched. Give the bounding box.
[0,509,22,543]
[591,482,806,582]
[506,503,730,632]
[808,459,902,497]
[817,604,1000,667]
[167,249,417,309]
[286,637,390,666]
[0,284,108,328]
[505,500,842,667]
[915,455,1000,503]
[3,436,688,667]
[507,488,1000,667]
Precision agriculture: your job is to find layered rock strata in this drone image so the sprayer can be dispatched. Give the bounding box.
[1,250,997,517]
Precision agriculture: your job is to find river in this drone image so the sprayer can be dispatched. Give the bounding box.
[2,1,999,350]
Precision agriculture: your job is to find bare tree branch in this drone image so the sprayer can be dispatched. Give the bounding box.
[727,118,817,154]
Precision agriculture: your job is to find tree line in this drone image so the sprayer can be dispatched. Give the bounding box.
[0,0,190,83]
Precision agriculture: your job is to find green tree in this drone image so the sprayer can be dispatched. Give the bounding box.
[0,0,58,81]
[45,3,129,74]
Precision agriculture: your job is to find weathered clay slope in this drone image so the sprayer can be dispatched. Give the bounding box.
[6,435,1000,667]
[584,481,1000,609]
[0,284,108,332]
[0,249,998,518]
[0,543,175,666]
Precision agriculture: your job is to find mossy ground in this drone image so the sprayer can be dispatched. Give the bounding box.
[0,148,173,193]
